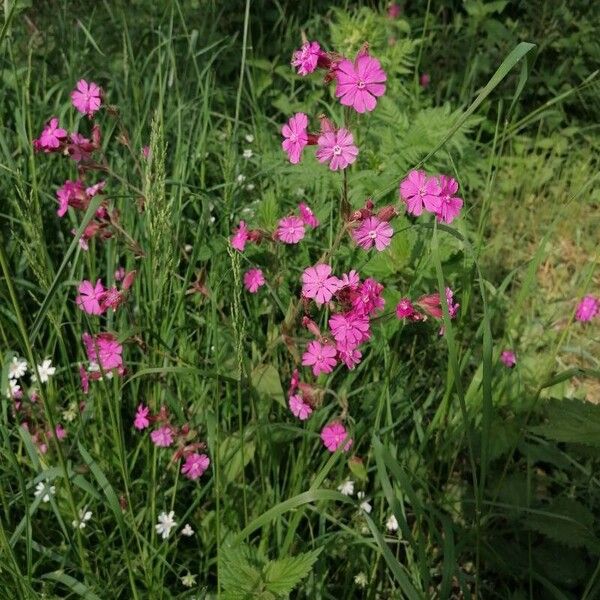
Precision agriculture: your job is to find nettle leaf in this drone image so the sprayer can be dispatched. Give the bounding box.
[262,548,322,596]
[531,398,600,446]
[220,544,263,600]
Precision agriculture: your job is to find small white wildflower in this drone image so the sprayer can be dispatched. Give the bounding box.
[357,491,372,514]
[8,356,28,379]
[184,244,193,253]
[72,507,92,529]
[181,523,194,537]
[236,174,246,184]
[62,402,78,423]
[6,380,20,399]
[34,481,55,503]
[386,514,399,532]
[245,183,255,191]
[354,572,368,588]
[209,216,216,224]
[337,480,355,496]
[155,510,177,540]
[296,187,305,197]
[245,134,254,143]
[181,572,197,588]
[242,148,253,159]
[32,359,56,384]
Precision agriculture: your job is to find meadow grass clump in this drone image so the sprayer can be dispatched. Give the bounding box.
[0,2,599,598]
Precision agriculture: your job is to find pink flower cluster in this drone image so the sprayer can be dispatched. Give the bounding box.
[395,287,460,323]
[400,170,464,224]
[76,271,135,315]
[575,295,599,322]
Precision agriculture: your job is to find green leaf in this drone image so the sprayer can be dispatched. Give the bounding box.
[251,364,285,407]
[531,398,600,446]
[263,548,322,595]
[41,571,102,600]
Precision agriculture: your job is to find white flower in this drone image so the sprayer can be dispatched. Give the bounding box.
[337,480,355,496]
[6,380,20,399]
[181,572,196,588]
[32,359,55,383]
[155,510,177,539]
[357,491,372,514]
[181,523,194,537]
[8,356,28,379]
[386,514,399,532]
[236,174,246,184]
[354,572,368,588]
[245,134,254,143]
[62,402,78,423]
[88,362,113,381]
[242,149,253,159]
[184,244,193,253]
[296,188,305,197]
[245,183,255,191]
[34,481,55,503]
[72,507,92,529]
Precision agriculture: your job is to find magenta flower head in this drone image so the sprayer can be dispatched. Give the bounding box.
[298,202,319,228]
[436,175,463,224]
[575,295,599,322]
[231,220,250,252]
[387,3,402,18]
[353,216,393,251]
[243,268,265,293]
[56,179,87,217]
[321,422,352,453]
[289,394,313,420]
[399,170,441,216]
[335,52,387,113]
[150,426,173,448]
[34,117,68,152]
[134,404,151,430]
[76,279,106,315]
[82,332,123,372]
[500,350,517,368]
[282,112,309,164]
[395,298,416,320]
[419,72,431,88]
[329,312,370,348]
[302,340,337,376]
[71,79,102,117]
[301,264,342,305]
[352,278,385,316]
[276,216,305,244]
[181,453,210,480]
[316,128,359,171]
[291,41,322,76]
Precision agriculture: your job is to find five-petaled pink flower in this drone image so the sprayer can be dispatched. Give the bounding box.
[320,422,352,452]
[181,453,210,480]
[500,350,517,368]
[243,268,265,293]
[329,312,370,348]
[436,175,463,224]
[335,53,387,113]
[298,202,319,228]
[150,426,173,448]
[291,41,322,76]
[396,298,416,319]
[56,180,86,217]
[575,296,599,322]
[399,170,441,216]
[352,278,385,316]
[71,80,102,117]
[302,340,337,376]
[82,332,123,371]
[337,344,362,369]
[316,128,359,171]
[301,264,341,305]
[35,117,67,152]
[353,216,393,251]
[231,221,249,252]
[289,394,313,420]
[76,279,105,315]
[277,216,305,244]
[134,404,151,430]
[281,113,309,164]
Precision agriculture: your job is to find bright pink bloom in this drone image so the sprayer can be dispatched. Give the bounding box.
[399,170,441,216]
[302,340,337,376]
[71,79,102,117]
[329,312,370,347]
[277,216,305,244]
[54,424,67,440]
[68,132,95,161]
[436,175,463,224]
[101,287,124,311]
[231,221,249,252]
[340,270,360,290]
[114,267,125,281]
[316,128,359,171]
[575,296,599,322]
[56,180,86,217]
[82,332,123,371]
[86,180,106,198]
[352,278,385,316]
[337,344,362,369]
[291,41,322,76]
[150,426,173,448]
[134,404,151,430]
[76,279,105,315]
[35,117,67,152]
[353,216,393,251]
[500,350,517,368]
[301,264,342,305]
[418,287,459,319]
[289,394,313,420]
[335,54,387,113]
[243,268,265,293]
[181,453,210,480]
[298,202,319,228]
[419,72,431,88]
[396,298,416,319]
[320,422,352,452]
[281,113,309,164]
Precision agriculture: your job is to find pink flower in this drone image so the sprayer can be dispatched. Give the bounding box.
[68,132,95,161]
[320,422,352,452]
[243,268,265,293]
[337,344,362,369]
[231,221,249,252]
[86,180,106,198]
[71,79,102,117]
[56,180,86,217]
[34,117,67,152]
[395,298,416,319]
[340,270,360,290]
[316,128,359,171]
[419,72,431,88]
[79,364,89,394]
[101,287,124,311]
[289,394,313,420]
[82,332,123,371]
[575,296,599,322]
[500,350,517,368]
[436,175,463,224]
[418,287,459,319]
[291,41,322,76]
[181,453,210,480]
[142,146,150,159]
[302,340,337,376]
[289,369,300,394]
[353,216,393,251]
[352,278,385,316]
[335,54,387,113]
[281,113,309,164]
[277,216,305,244]
[301,264,342,305]
[114,267,125,281]
[298,202,319,228]
[76,279,105,315]
[388,3,402,18]
[134,404,151,430]
[54,424,67,440]
[150,426,173,448]
[329,312,370,347]
[399,170,441,216]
